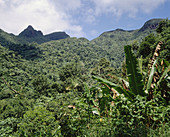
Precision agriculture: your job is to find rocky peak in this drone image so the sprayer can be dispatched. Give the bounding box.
[27,25,34,30]
[19,25,43,38]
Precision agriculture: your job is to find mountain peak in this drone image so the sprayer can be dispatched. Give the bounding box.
[27,25,34,30]
[19,25,43,38]
[17,25,70,43]
[139,18,163,32]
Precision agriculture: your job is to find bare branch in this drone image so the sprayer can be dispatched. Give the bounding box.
[2,77,20,94]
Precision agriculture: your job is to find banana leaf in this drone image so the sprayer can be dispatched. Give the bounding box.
[146,60,157,93]
[92,75,135,100]
[124,45,145,96]
[157,64,170,86]
[138,56,143,74]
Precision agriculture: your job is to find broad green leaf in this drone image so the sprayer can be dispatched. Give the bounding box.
[138,56,143,74]
[157,64,170,86]
[92,75,134,100]
[164,60,170,66]
[124,45,145,96]
[146,60,157,92]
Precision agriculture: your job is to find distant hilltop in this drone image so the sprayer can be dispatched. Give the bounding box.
[18,25,70,43]
[103,19,163,34]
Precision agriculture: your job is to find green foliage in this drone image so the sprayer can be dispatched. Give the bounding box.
[59,62,82,81]
[0,19,169,137]
[89,80,114,116]
[32,75,50,97]
[0,117,19,136]
[93,43,169,102]
[16,106,61,137]
[137,19,170,68]
[146,60,157,93]
[91,58,117,80]
[137,34,157,58]
[0,97,34,136]
[46,92,93,136]
[0,97,31,119]
[93,45,146,101]
[124,45,145,96]
[58,61,86,93]
[92,75,130,100]
[158,19,170,61]
[156,19,170,34]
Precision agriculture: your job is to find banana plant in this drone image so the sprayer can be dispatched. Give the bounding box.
[92,44,169,117]
[124,45,145,96]
[93,45,169,101]
[93,45,145,101]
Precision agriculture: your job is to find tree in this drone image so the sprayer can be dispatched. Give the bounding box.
[16,106,61,136]
[91,58,116,81]
[32,75,50,97]
[58,61,85,92]
[137,34,156,58]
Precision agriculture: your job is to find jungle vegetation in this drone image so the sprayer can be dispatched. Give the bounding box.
[0,19,169,136]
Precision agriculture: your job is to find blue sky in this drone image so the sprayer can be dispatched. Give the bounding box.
[0,0,169,40]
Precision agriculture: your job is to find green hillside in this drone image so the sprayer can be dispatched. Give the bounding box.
[92,19,163,68]
[0,19,169,136]
[0,29,26,46]
[30,19,162,71]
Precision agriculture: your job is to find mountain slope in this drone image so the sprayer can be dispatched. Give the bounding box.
[139,18,163,32]
[35,19,162,71]
[0,19,163,69]
[91,19,162,68]
[0,29,26,46]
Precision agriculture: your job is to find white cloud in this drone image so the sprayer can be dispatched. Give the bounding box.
[0,0,4,5]
[0,0,167,38]
[51,0,81,11]
[90,0,166,17]
[0,0,84,37]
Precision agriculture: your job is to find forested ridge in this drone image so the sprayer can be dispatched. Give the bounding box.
[0,19,169,136]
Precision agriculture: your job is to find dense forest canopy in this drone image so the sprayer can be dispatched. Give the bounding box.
[0,19,169,136]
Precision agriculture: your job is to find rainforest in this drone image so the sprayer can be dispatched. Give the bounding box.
[0,19,169,136]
